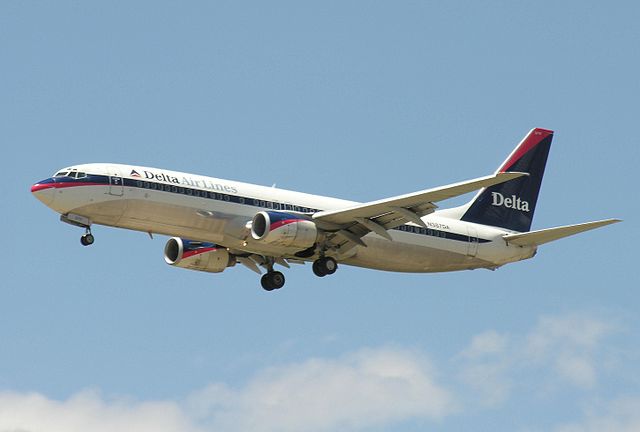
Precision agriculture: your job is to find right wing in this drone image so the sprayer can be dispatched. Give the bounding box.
[312,172,527,248]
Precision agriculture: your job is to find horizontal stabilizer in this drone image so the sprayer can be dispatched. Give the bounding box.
[503,219,621,247]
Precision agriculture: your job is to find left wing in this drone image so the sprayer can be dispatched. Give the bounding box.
[312,172,527,247]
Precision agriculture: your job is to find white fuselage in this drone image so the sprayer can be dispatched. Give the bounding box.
[32,163,536,273]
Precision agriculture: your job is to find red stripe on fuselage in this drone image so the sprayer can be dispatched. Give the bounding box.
[499,128,554,172]
[31,182,105,193]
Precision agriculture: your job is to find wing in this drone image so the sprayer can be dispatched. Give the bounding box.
[313,172,527,249]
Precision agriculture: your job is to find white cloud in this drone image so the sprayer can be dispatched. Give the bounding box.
[460,330,509,359]
[0,389,200,432]
[0,314,622,432]
[525,314,612,360]
[554,397,640,432]
[189,347,455,432]
[525,314,614,388]
[457,313,616,407]
[0,348,454,432]
[457,330,512,407]
[458,361,512,407]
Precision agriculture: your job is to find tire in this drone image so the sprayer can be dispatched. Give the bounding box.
[261,274,275,291]
[313,257,337,277]
[323,257,337,275]
[81,233,94,246]
[312,260,327,277]
[269,271,285,289]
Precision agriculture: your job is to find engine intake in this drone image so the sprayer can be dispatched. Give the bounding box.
[251,211,318,249]
[164,237,235,273]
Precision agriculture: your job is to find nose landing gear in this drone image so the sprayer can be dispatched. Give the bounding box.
[80,228,94,246]
[60,214,95,247]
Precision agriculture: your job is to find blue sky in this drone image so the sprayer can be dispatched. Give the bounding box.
[2,1,639,431]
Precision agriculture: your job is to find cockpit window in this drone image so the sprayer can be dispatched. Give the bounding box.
[53,169,87,178]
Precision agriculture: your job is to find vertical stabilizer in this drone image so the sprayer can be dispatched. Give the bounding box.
[460,128,553,232]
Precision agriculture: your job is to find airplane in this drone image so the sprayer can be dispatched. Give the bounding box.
[31,128,619,291]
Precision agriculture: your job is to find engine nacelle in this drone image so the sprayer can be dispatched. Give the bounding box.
[251,211,318,249]
[164,237,235,273]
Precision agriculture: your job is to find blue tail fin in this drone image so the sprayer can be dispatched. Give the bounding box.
[460,128,553,232]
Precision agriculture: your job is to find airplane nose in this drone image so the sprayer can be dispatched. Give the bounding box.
[31,179,56,206]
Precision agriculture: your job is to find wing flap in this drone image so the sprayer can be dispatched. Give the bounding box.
[503,219,621,247]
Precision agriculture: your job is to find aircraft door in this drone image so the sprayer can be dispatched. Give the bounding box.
[467,226,479,257]
[108,166,124,196]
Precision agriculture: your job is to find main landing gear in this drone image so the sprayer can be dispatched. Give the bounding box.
[261,271,285,291]
[258,254,338,291]
[312,256,338,277]
[80,228,94,246]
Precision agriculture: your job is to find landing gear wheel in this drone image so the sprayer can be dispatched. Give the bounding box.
[261,271,285,291]
[312,260,326,277]
[260,274,274,291]
[313,257,338,277]
[80,233,94,246]
[323,257,337,275]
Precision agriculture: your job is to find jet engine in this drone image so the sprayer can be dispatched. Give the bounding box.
[164,237,235,273]
[251,211,318,249]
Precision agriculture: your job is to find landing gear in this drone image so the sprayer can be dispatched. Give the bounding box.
[312,257,338,277]
[261,271,285,291]
[80,228,94,246]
